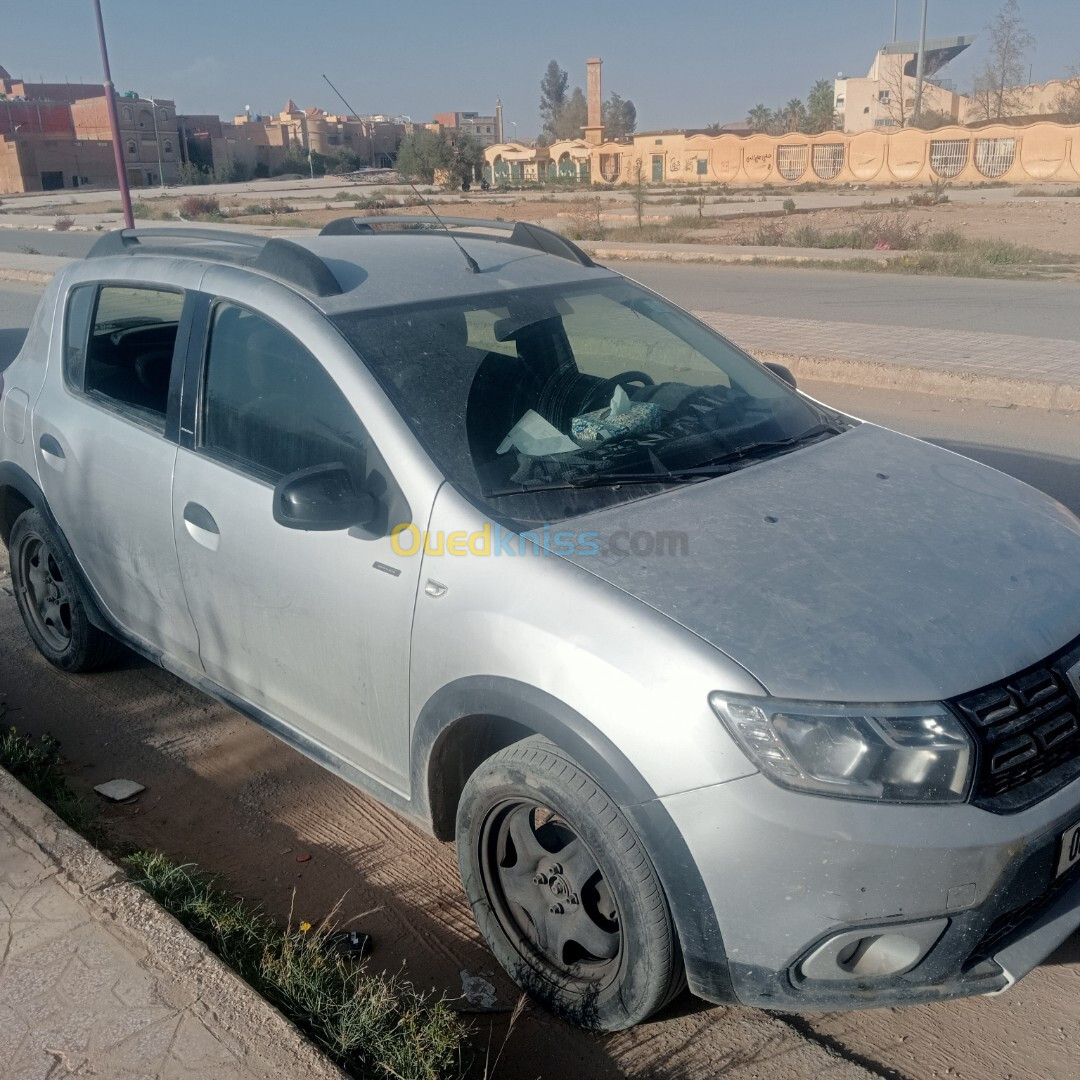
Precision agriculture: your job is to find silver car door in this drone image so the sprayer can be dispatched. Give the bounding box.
[31,277,200,667]
[171,285,437,795]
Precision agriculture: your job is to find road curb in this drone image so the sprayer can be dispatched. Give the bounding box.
[0,766,345,1079]
[748,348,1080,412]
[0,266,58,286]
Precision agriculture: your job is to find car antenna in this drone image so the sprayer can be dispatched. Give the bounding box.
[321,73,481,274]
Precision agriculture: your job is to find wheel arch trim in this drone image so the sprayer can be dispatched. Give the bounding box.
[412,674,737,1003]
[0,462,115,638]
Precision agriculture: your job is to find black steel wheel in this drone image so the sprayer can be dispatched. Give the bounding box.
[9,509,119,672]
[456,736,684,1030]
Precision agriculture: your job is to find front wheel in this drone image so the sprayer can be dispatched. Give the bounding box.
[456,736,685,1030]
[9,509,119,672]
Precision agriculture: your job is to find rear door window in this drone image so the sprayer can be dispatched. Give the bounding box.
[67,285,183,430]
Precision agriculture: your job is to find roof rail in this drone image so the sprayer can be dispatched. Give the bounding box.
[319,216,596,268]
[85,228,343,298]
[87,227,268,258]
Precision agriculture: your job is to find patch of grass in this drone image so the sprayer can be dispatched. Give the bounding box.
[0,722,101,840]
[0,720,467,1079]
[178,194,221,220]
[1015,185,1080,198]
[124,852,465,1079]
[927,228,965,252]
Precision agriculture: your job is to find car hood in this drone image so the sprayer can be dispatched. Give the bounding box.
[561,423,1080,702]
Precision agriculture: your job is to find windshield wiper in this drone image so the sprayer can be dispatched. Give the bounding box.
[682,423,844,473]
[482,472,714,498]
[483,424,846,498]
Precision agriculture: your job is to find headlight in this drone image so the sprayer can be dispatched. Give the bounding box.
[709,694,973,803]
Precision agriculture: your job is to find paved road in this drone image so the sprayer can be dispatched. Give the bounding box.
[2,237,1078,341]
[0,230,95,257]
[621,261,1080,341]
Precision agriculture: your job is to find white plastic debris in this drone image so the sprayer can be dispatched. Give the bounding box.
[607,384,632,418]
[497,410,579,457]
[459,969,499,1010]
[94,779,145,801]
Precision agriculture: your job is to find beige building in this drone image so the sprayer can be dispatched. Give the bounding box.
[70,95,181,186]
[835,37,973,132]
[485,122,1080,188]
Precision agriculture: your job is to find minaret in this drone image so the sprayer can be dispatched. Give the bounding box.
[495,98,504,144]
[584,57,604,145]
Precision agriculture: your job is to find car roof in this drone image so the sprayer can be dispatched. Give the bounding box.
[83,223,617,315]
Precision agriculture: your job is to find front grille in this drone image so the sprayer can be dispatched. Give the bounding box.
[951,638,1080,809]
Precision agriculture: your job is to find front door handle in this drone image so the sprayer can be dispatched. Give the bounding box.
[183,501,220,551]
[38,433,66,470]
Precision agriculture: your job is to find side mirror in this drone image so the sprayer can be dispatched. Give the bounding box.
[764,361,797,389]
[273,463,377,531]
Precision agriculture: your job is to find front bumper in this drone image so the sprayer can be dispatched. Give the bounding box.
[651,771,1080,1010]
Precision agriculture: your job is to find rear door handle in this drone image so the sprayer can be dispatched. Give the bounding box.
[38,433,65,469]
[182,501,220,551]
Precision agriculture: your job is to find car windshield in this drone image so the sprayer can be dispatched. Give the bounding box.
[332,277,850,521]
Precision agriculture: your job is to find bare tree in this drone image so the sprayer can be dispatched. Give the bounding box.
[970,0,1035,120]
[878,58,912,127]
[1054,66,1080,123]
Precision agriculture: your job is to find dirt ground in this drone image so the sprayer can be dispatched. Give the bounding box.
[17,185,1080,254]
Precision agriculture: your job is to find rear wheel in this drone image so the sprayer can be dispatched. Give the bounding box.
[456,736,685,1030]
[9,509,119,672]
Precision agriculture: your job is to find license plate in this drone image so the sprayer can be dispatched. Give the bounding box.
[1058,820,1080,878]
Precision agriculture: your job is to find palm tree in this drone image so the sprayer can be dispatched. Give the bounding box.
[806,79,839,133]
[783,98,807,133]
[747,104,772,133]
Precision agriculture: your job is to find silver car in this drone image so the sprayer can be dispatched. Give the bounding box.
[2,219,1080,1031]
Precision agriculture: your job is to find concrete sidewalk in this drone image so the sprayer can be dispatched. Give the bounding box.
[0,767,341,1080]
[695,310,1080,411]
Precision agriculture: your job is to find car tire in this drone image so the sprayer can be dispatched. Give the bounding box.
[9,509,120,672]
[456,735,685,1030]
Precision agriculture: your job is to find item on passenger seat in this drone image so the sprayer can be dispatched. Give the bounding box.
[497,409,580,456]
[572,386,663,447]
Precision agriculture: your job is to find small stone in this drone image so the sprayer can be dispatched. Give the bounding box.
[295,853,311,863]
[94,779,145,801]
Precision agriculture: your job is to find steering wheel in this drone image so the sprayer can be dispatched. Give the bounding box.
[580,370,655,413]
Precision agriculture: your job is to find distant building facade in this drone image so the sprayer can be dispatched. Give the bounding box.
[835,37,973,133]
[432,110,501,147]
[71,95,180,186]
[483,122,1080,188]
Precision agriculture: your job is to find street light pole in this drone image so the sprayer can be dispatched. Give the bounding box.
[149,97,164,187]
[913,0,929,122]
[893,0,899,42]
[91,0,134,228]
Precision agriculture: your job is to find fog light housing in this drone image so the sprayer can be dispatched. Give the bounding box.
[798,919,949,981]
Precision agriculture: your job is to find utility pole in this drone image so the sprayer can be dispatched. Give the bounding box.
[893,0,899,42]
[91,0,134,228]
[913,0,928,122]
[149,97,164,187]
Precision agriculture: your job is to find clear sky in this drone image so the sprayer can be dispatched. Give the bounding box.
[7,1,1079,135]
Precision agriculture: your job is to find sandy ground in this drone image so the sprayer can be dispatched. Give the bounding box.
[10,184,1080,255]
